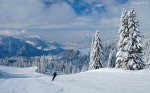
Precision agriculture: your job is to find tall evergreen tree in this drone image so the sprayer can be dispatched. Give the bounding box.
[116,8,145,70]
[89,29,104,70]
[116,9,128,69]
[37,55,46,73]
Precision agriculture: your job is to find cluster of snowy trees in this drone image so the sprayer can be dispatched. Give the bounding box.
[89,8,145,70]
[46,49,89,74]
[35,49,89,74]
[0,49,89,74]
[0,57,36,67]
[116,8,145,70]
[37,21,150,73]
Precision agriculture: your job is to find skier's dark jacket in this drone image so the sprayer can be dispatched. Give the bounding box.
[53,72,57,77]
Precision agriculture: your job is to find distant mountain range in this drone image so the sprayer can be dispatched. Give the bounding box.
[1,31,150,65]
[0,35,65,58]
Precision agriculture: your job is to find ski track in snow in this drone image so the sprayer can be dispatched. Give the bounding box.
[0,66,150,93]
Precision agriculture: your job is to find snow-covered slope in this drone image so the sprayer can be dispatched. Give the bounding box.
[0,66,150,93]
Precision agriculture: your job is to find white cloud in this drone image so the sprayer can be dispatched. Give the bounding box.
[30,16,97,29]
[0,0,149,36]
[0,0,77,28]
[47,2,77,24]
[100,17,119,27]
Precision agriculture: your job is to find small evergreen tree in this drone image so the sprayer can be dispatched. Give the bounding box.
[116,8,145,70]
[89,29,104,70]
[108,49,116,68]
[36,58,41,73]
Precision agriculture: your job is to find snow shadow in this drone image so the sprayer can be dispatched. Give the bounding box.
[0,71,32,79]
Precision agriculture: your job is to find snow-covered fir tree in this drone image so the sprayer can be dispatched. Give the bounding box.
[37,55,47,73]
[40,56,47,73]
[107,48,116,68]
[81,65,88,72]
[89,29,104,70]
[143,34,150,65]
[116,8,145,70]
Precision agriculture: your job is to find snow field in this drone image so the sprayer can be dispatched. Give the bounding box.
[0,66,150,93]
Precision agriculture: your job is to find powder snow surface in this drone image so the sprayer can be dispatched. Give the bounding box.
[0,66,150,93]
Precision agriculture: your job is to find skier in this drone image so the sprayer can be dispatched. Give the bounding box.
[52,72,57,81]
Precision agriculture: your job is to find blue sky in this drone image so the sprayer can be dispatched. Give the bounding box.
[0,0,149,42]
